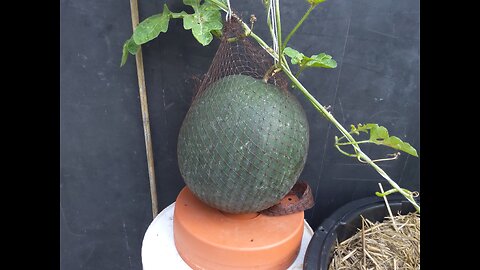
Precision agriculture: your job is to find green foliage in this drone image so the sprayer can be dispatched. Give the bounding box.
[284,47,305,65]
[132,5,171,45]
[349,124,419,157]
[305,53,337,68]
[121,38,140,66]
[182,0,223,46]
[119,0,420,211]
[284,47,337,76]
[284,47,337,68]
[121,1,223,66]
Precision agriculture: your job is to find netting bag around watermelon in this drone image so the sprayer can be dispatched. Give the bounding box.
[177,16,314,215]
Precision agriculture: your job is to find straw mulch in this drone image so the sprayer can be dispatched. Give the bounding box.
[328,212,420,270]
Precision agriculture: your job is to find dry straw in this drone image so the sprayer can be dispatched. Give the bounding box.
[328,212,420,270]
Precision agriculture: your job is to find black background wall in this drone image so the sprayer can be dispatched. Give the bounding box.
[60,0,419,269]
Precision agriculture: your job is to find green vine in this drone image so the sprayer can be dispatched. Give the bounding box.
[120,0,420,212]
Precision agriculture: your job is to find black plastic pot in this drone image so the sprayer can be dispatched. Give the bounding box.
[303,195,419,270]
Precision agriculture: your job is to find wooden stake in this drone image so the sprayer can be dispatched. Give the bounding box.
[129,0,158,218]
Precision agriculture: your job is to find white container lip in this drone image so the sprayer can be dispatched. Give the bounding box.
[142,202,314,270]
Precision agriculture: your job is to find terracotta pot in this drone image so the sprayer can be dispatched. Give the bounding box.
[173,187,306,270]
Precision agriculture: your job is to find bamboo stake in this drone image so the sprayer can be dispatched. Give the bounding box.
[129,0,158,218]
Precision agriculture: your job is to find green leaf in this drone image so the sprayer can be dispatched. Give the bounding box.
[120,38,139,67]
[120,1,223,66]
[284,47,305,65]
[350,124,359,135]
[171,11,188,19]
[121,41,129,67]
[126,38,140,55]
[351,123,377,134]
[369,125,389,142]
[351,124,419,157]
[284,47,336,69]
[205,0,229,11]
[182,0,223,46]
[383,136,419,157]
[132,4,171,45]
[306,53,337,68]
[202,0,223,11]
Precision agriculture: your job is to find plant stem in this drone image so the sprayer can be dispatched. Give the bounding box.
[294,65,307,78]
[358,154,400,163]
[281,63,420,213]
[335,140,371,146]
[233,14,279,61]
[376,188,415,197]
[210,0,420,213]
[210,0,280,61]
[281,54,291,72]
[335,144,357,157]
[282,4,316,52]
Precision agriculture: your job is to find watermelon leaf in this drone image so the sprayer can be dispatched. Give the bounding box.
[120,1,223,66]
[132,4,171,45]
[182,0,223,46]
[305,53,337,68]
[120,38,140,67]
[284,47,305,65]
[350,124,419,157]
[284,46,337,76]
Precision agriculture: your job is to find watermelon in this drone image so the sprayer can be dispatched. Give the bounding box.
[177,74,309,213]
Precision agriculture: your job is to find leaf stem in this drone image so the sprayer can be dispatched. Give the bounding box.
[232,13,279,61]
[335,144,358,157]
[376,187,415,197]
[335,140,371,146]
[358,153,400,163]
[282,4,316,52]
[294,65,308,78]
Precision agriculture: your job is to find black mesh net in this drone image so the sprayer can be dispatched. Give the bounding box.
[195,16,289,98]
[181,16,314,215]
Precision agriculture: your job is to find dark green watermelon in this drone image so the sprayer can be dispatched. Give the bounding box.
[177,74,309,213]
